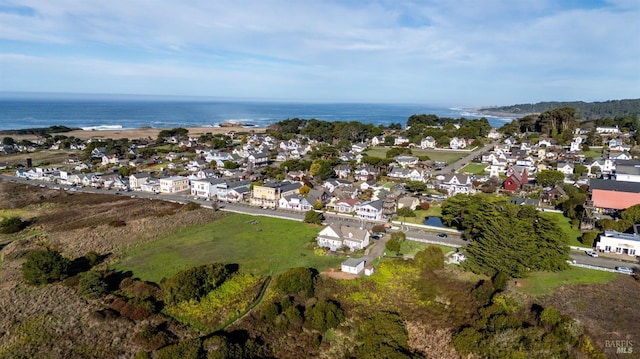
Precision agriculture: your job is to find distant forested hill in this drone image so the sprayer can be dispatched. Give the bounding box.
[478,99,640,120]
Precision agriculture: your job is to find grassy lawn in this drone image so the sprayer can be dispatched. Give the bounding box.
[459,163,488,175]
[543,211,583,247]
[516,267,617,296]
[113,213,343,283]
[580,149,604,159]
[364,147,470,164]
[400,240,457,256]
[398,207,444,225]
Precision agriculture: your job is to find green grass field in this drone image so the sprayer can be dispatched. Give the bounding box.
[580,149,604,159]
[459,163,488,175]
[113,213,343,283]
[400,240,457,256]
[397,207,444,225]
[543,211,583,247]
[517,267,617,296]
[364,147,470,164]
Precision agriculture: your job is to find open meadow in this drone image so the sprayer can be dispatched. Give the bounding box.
[364,146,472,164]
[113,213,344,283]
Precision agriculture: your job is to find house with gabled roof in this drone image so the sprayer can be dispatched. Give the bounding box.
[504,167,528,191]
[355,199,385,221]
[327,198,363,213]
[420,136,436,149]
[439,173,473,196]
[395,156,419,168]
[317,224,371,251]
[129,172,150,190]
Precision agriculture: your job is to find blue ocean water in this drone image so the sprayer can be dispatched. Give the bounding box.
[0,97,512,131]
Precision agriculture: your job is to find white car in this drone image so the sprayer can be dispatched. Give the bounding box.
[585,250,598,258]
[615,266,635,275]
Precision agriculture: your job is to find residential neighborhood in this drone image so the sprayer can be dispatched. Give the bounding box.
[3,113,640,267]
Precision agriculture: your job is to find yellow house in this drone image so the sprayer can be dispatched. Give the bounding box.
[251,181,301,208]
[160,176,189,193]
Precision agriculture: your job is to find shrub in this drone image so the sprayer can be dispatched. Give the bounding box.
[304,210,323,225]
[274,267,315,297]
[580,231,599,247]
[162,263,230,305]
[371,224,386,233]
[305,300,345,332]
[413,246,444,270]
[85,251,102,266]
[0,216,25,234]
[419,202,430,210]
[184,202,201,211]
[156,338,203,359]
[22,250,71,285]
[133,324,174,350]
[78,270,109,299]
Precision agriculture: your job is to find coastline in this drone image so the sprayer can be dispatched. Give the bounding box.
[7,126,267,141]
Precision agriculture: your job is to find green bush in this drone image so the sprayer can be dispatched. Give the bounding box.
[274,267,315,297]
[304,210,323,225]
[78,270,109,299]
[305,300,345,332]
[156,338,203,359]
[580,231,599,247]
[413,246,444,270]
[184,202,201,211]
[0,216,25,234]
[162,263,229,305]
[22,250,71,285]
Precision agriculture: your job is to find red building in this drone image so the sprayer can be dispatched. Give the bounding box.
[503,167,528,191]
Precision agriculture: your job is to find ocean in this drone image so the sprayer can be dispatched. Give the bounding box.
[0,97,513,131]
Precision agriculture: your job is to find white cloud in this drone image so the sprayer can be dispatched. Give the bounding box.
[0,0,638,105]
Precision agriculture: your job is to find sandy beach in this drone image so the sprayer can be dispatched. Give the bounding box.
[7,126,266,141]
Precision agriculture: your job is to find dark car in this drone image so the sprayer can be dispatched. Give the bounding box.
[437,233,448,238]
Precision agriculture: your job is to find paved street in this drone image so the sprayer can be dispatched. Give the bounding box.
[1,166,638,273]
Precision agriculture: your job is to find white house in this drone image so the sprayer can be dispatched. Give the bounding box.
[556,162,574,176]
[354,200,384,221]
[449,137,466,150]
[596,230,639,257]
[596,126,620,134]
[420,136,436,149]
[394,136,410,146]
[341,258,366,274]
[394,156,419,168]
[439,174,474,196]
[317,224,371,251]
[569,136,583,152]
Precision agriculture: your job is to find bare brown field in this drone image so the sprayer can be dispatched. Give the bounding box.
[0,180,225,358]
[8,125,266,141]
[539,275,640,359]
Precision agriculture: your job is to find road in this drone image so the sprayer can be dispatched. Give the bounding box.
[426,140,497,175]
[1,168,638,273]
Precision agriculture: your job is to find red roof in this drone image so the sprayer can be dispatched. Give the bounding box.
[592,189,640,210]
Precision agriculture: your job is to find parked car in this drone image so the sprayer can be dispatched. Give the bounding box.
[615,266,635,274]
[585,250,598,258]
[371,234,381,240]
[437,233,448,238]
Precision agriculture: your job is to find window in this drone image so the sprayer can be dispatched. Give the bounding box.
[616,247,623,254]
[605,246,612,252]
[629,249,636,256]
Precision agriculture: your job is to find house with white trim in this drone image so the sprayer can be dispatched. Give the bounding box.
[160,176,189,193]
[317,224,370,252]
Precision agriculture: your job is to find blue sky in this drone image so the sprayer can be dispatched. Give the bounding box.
[0,0,638,106]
